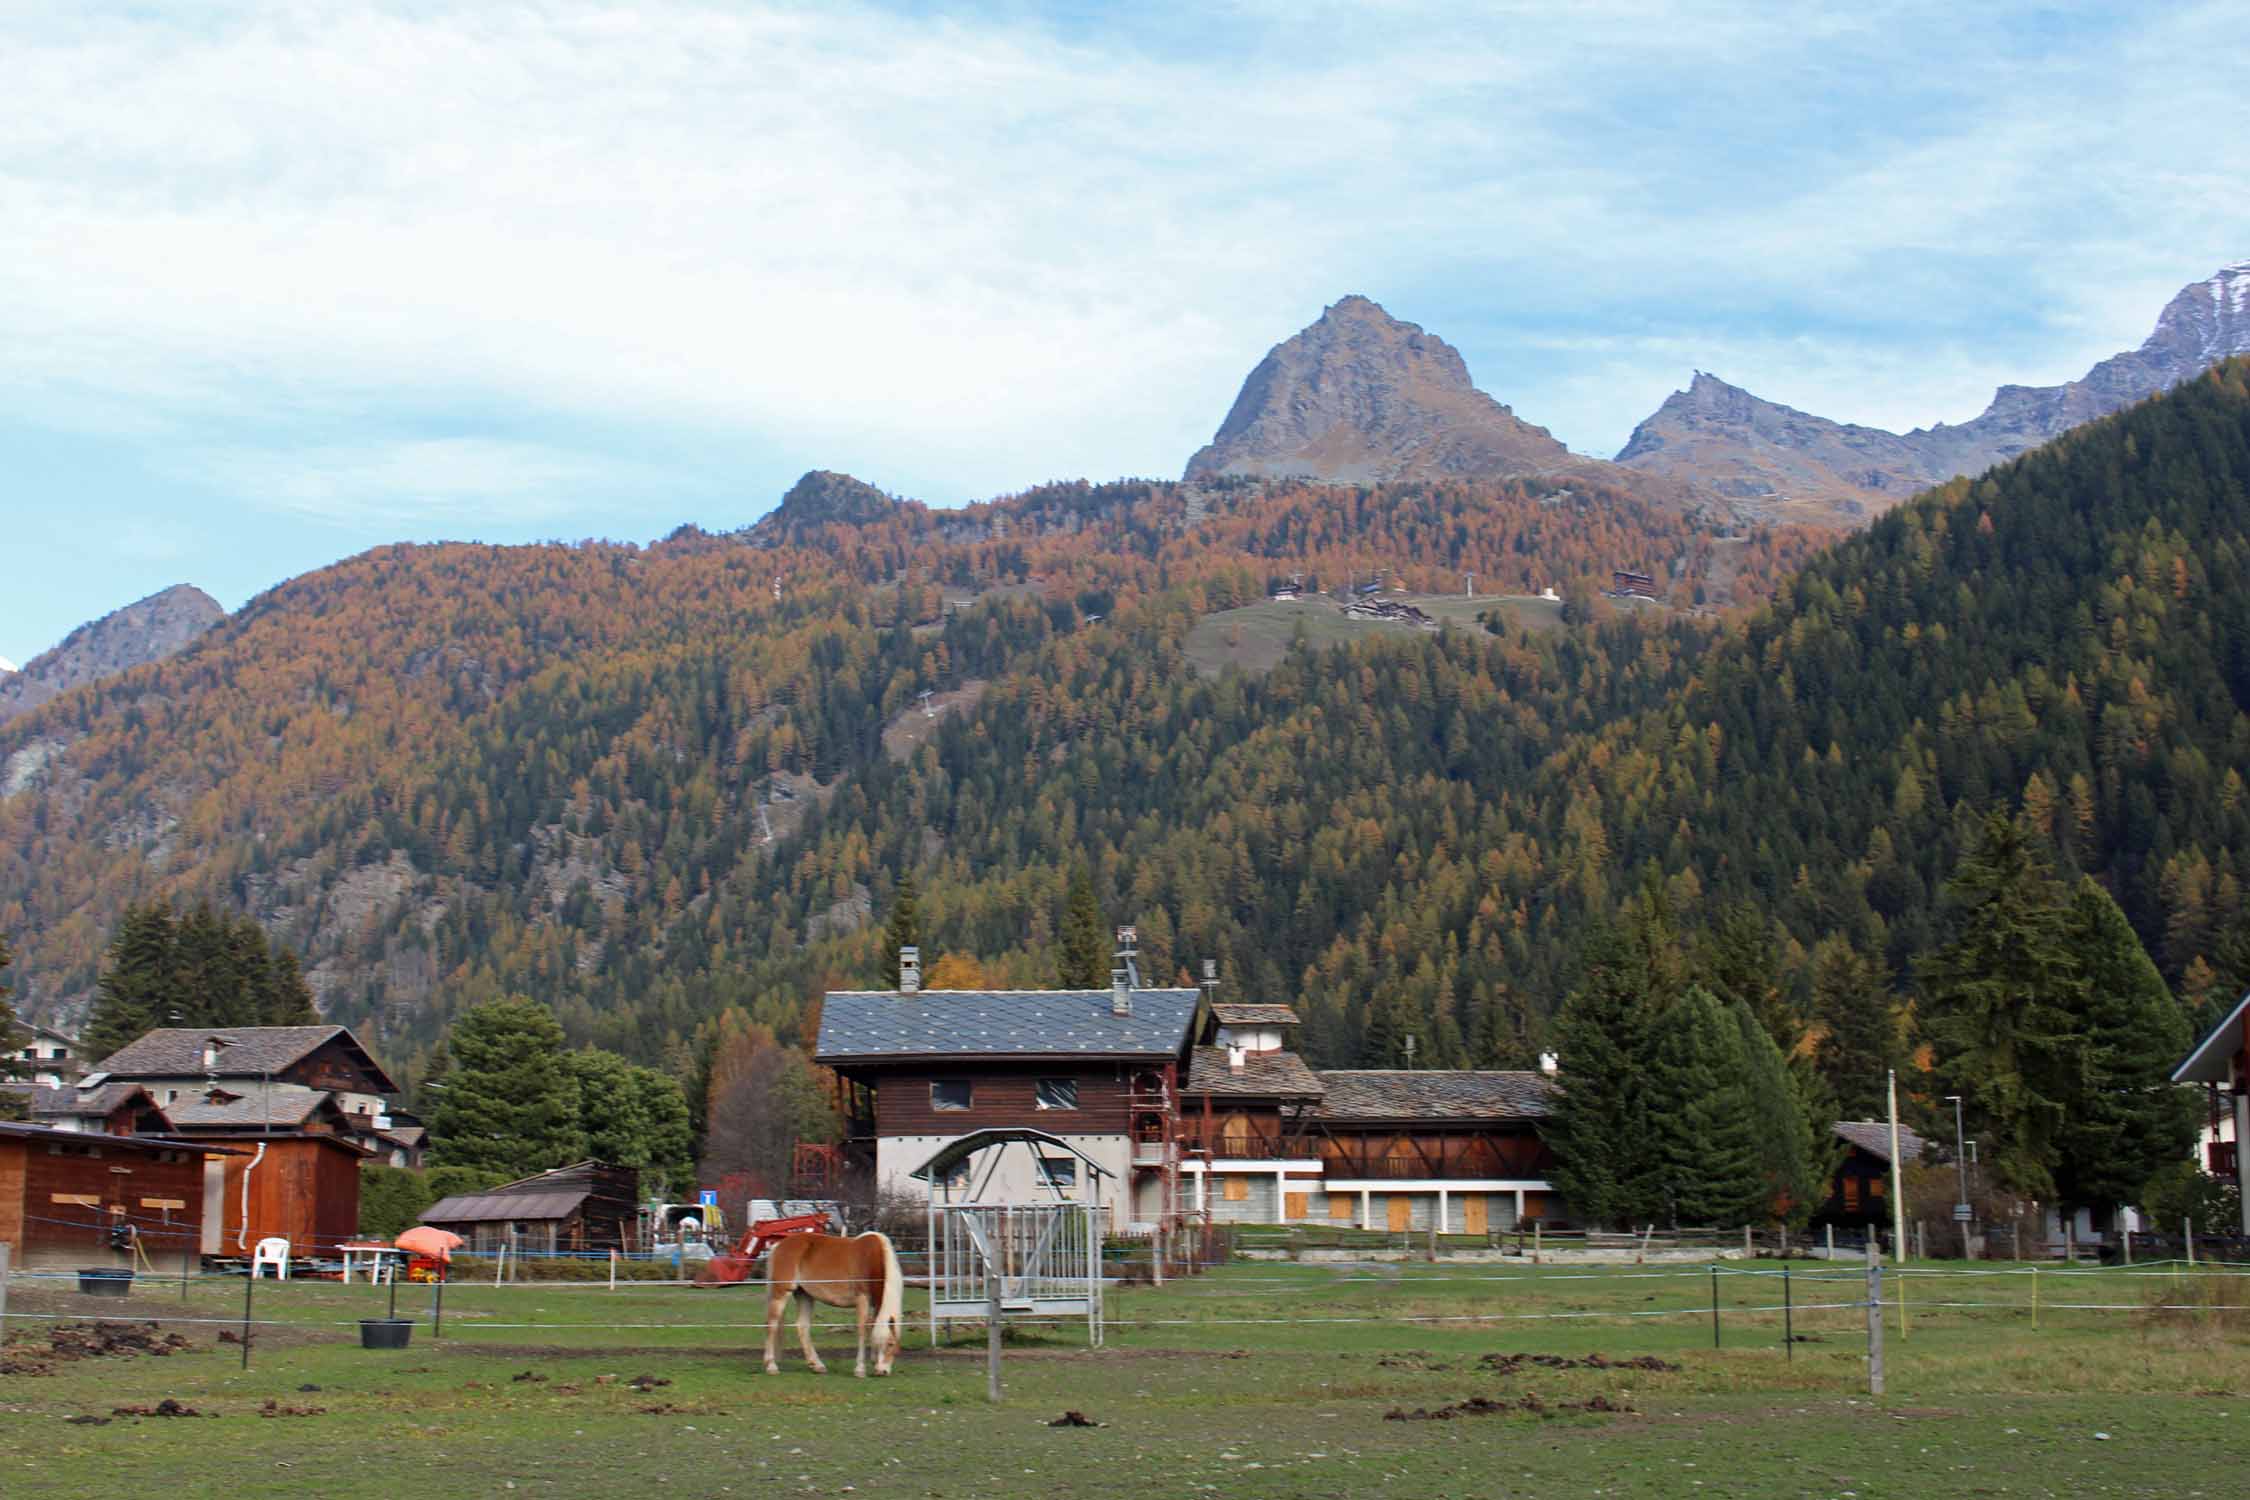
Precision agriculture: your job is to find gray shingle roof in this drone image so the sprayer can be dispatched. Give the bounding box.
[1183,1047,1326,1098]
[29,1082,151,1117]
[1210,1003,1302,1027]
[1833,1120,1930,1164]
[422,1190,589,1224]
[93,1025,399,1093]
[161,1086,333,1129]
[816,988,1201,1061]
[1314,1070,1555,1122]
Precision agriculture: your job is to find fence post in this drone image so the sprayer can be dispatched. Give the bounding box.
[1826,1223,1834,1259]
[2030,1262,2038,1329]
[434,1268,446,1338]
[1865,1250,1883,1396]
[986,1278,1003,1404]
[1915,1220,1926,1261]
[1532,1221,1541,1266]
[2186,1217,2196,1267]
[1744,1225,1753,1258]
[1783,1265,1793,1361]
[2122,1228,2132,1266]
[609,1249,618,1291]
[0,1242,9,1338]
[1709,1264,1721,1349]
[2011,1220,2021,1262]
[240,1268,255,1370]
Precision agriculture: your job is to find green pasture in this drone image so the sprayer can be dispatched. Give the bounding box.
[1184,593,1563,677]
[3,1258,2245,1498]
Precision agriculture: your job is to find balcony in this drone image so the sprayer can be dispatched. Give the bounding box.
[1180,1135,1320,1162]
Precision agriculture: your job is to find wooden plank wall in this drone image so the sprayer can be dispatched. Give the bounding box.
[214,1139,363,1253]
[874,1065,1133,1134]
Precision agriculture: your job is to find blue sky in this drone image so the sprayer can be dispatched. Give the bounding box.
[3,0,2248,665]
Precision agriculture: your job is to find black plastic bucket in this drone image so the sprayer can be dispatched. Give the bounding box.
[359,1317,414,1349]
[77,1268,133,1297]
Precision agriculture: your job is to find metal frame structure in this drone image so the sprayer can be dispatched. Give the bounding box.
[910,1128,1109,1347]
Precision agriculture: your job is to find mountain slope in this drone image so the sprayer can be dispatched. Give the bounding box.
[1618,262,2250,522]
[1185,296,1575,483]
[0,584,223,726]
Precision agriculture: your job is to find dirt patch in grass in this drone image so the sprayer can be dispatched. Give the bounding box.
[1387,1393,1635,1421]
[1479,1351,1682,1375]
[1,1321,193,1375]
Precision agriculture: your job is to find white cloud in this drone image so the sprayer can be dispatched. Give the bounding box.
[0,0,2244,502]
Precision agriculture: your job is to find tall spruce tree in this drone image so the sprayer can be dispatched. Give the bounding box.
[82,901,179,1062]
[2051,876,2197,1219]
[1544,907,1674,1229]
[1732,1000,1824,1227]
[1057,866,1110,989]
[1918,813,2087,1199]
[1644,986,1764,1227]
[0,936,25,1117]
[1810,937,1902,1120]
[879,872,921,989]
[427,996,586,1175]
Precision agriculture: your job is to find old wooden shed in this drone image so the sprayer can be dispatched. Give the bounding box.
[0,1122,224,1274]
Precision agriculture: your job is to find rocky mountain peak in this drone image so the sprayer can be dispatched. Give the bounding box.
[1184,295,1571,484]
[0,584,225,726]
[746,470,909,546]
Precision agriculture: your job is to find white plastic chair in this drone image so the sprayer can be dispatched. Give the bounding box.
[250,1236,291,1280]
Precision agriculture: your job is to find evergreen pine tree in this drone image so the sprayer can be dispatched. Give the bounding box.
[259,946,320,1026]
[628,1064,698,1198]
[427,996,586,1175]
[1057,866,1109,988]
[1694,903,1794,1046]
[1919,812,2087,1199]
[1732,1000,1824,1227]
[1810,937,1901,1119]
[0,937,26,1116]
[1645,986,1764,1227]
[568,1048,654,1166]
[2051,876,2197,1219]
[879,872,921,989]
[82,901,178,1062]
[1544,917,1664,1229]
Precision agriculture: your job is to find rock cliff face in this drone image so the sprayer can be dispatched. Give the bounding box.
[1618,261,2250,521]
[0,584,224,725]
[1185,296,1574,483]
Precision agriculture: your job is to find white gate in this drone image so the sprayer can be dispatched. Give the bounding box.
[928,1201,1103,1347]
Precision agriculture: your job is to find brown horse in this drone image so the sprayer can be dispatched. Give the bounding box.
[762,1231,903,1377]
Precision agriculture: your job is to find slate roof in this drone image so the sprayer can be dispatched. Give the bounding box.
[0,1120,241,1154]
[815,988,1202,1062]
[422,1190,589,1223]
[1210,1003,1302,1027]
[1832,1120,1931,1164]
[1183,1047,1326,1098]
[28,1082,152,1118]
[93,1025,400,1093]
[1313,1070,1555,1122]
[161,1086,334,1129]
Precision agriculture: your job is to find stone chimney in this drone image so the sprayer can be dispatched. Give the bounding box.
[1227,1042,1247,1076]
[898,946,920,995]
[1111,971,1132,1018]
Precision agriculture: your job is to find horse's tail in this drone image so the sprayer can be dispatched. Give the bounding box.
[873,1231,904,1329]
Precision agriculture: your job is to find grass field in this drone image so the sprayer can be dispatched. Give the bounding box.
[1184,594,1565,677]
[4,1258,2245,1498]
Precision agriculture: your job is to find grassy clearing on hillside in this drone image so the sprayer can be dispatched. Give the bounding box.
[4,1260,2244,1498]
[1185,594,1563,677]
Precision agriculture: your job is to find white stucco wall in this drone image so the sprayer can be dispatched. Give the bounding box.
[877,1133,1135,1228]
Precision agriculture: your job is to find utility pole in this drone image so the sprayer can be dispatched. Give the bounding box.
[1887,1070,1908,1262]
[1947,1094,1971,1260]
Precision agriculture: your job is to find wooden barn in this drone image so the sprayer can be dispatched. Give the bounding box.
[1811,1120,1929,1229]
[148,1085,371,1258]
[419,1161,642,1256]
[0,1121,223,1274]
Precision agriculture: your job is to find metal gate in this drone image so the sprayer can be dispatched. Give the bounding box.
[928,1201,1103,1347]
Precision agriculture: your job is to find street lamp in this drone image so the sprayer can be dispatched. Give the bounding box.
[1946,1094,1971,1259]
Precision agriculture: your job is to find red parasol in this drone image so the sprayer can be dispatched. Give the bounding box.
[395,1225,464,1262]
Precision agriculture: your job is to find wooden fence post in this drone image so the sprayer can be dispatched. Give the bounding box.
[0,1242,10,1338]
[1865,1249,1884,1396]
[986,1278,1003,1404]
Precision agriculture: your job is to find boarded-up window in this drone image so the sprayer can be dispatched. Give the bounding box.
[1842,1176,1862,1212]
[1329,1195,1355,1221]
[1221,1113,1251,1154]
[1223,1176,1249,1202]
[1284,1192,1309,1220]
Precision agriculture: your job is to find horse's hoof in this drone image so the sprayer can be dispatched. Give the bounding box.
[853,1367,866,1379]
[763,1365,779,1375]
[808,1364,827,1375]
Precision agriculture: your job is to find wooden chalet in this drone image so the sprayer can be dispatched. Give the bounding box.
[1810,1120,1927,1230]
[815,958,1204,1230]
[419,1161,642,1256]
[152,1085,370,1257]
[90,1024,401,1151]
[0,1121,227,1274]
[2173,990,2250,1237]
[26,1082,168,1136]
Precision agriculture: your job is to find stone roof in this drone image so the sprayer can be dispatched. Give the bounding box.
[28,1082,152,1117]
[816,988,1201,1062]
[1313,1070,1555,1122]
[1183,1047,1325,1098]
[161,1086,334,1130]
[93,1025,400,1093]
[1210,1003,1302,1027]
[1832,1120,1931,1164]
[422,1189,590,1224]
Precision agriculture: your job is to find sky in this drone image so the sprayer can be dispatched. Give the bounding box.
[3,0,2248,665]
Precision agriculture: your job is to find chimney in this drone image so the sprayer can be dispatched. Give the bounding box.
[1111,971,1132,1018]
[1539,1051,1560,1076]
[898,946,920,995]
[1227,1042,1246,1076]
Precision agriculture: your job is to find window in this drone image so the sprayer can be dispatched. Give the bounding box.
[931,1080,972,1112]
[1223,1176,1250,1202]
[1284,1192,1310,1220]
[1035,1078,1079,1111]
[1038,1157,1077,1188]
[1842,1177,1862,1212]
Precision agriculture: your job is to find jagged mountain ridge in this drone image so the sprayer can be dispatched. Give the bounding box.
[1617,261,2250,520]
[0,584,224,726]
